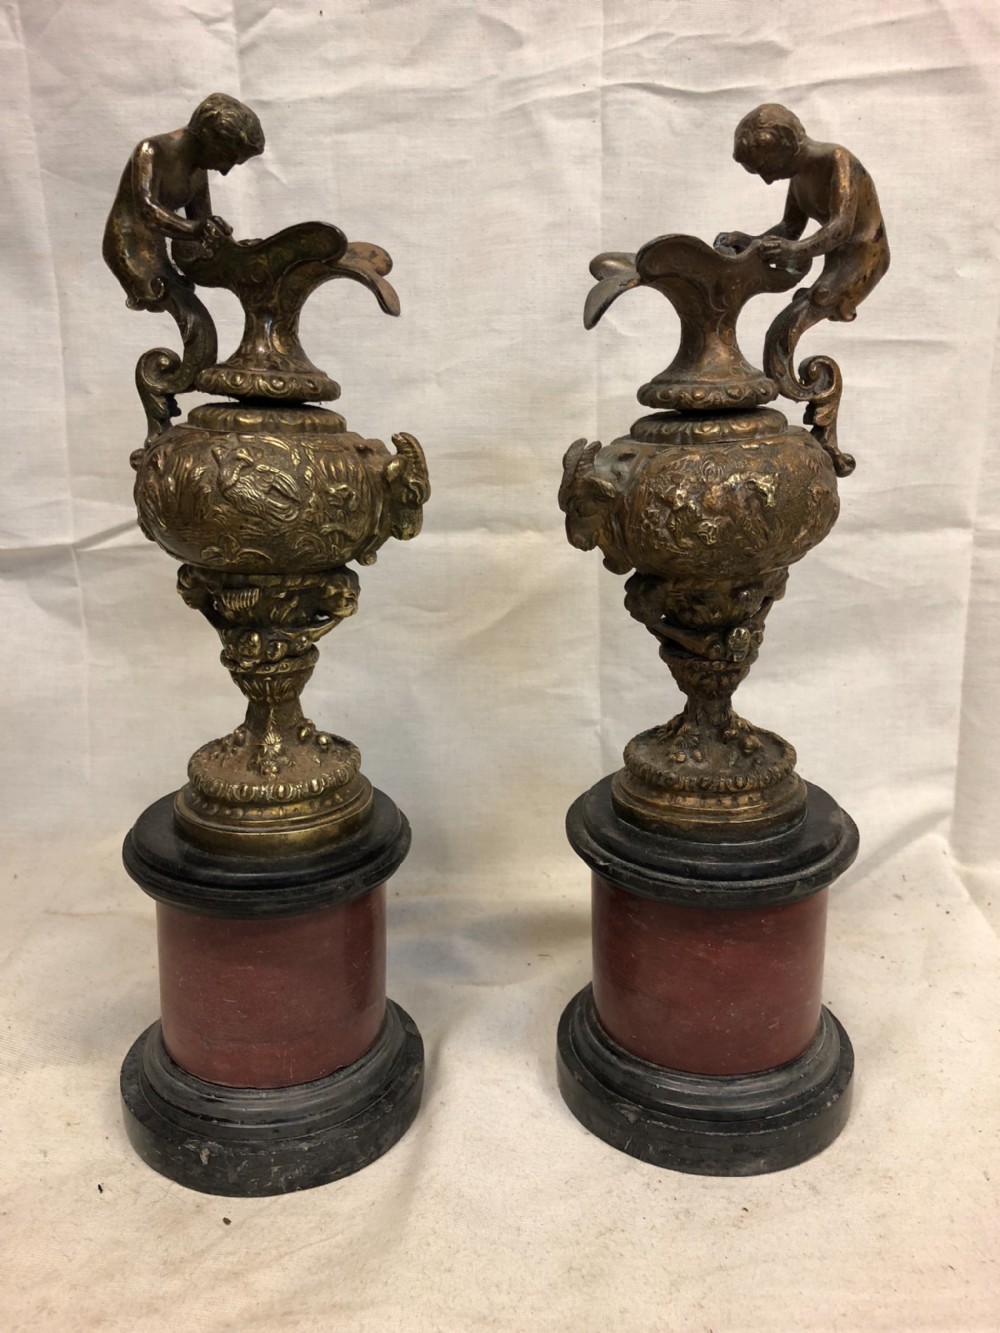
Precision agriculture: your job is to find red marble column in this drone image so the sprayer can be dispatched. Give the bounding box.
[591,874,827,1076]
[157,886,386,1088]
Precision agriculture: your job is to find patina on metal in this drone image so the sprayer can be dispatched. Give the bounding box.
[560,104,887,841]
[105,94,429,854]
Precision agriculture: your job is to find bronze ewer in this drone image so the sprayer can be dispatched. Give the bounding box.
[114,159,429,852]
[106,96,427,1195]
[556,105,887,1175]
[564,234,833,841]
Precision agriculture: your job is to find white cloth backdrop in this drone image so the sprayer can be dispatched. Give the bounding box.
[2,0,998,1327]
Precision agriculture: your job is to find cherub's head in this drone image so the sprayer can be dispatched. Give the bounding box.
[733,104,806,184]
[189,94,265,175]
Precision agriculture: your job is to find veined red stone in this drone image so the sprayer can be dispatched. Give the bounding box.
[591,874,826,1076]
[157,887,386,1088]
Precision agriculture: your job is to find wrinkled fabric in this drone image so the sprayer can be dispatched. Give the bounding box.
[2,0,998,1328]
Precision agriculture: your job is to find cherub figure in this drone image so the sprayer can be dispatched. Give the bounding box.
[104,92,264,311]
[103,94,265,443]
[715,104,889,476]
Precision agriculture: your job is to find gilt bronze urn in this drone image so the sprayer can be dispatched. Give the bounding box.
[105,95,428,1195]
[556,104,888,1174]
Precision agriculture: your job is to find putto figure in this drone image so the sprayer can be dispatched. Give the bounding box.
[104,92,264,310]
[715,103,890,475]
[103,94,265,441]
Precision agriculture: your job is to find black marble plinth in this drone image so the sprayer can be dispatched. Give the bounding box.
[122,1000,423,1197]
[557,985,853,1176]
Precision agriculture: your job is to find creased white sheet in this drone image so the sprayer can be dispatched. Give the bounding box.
[2,0,998,1328]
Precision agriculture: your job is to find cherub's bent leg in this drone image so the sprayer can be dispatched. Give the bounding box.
[763,291,829,400]
[134,278,218,448]
[812,243,890,324]
[763,292,853,478]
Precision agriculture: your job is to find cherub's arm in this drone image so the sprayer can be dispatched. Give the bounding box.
[761,187,808,241]
[184,173,214,224]
[715,187,807,254]
[132,141,203,240]
[184,168,233,242]
[767,151,857,261]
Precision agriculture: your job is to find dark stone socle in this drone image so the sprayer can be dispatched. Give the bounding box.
[122,1005,423,1198]
[119,790,423,1197]
[557,987,853,1177]
[557,777,858,1175]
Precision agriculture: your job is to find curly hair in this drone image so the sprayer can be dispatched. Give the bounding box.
[734,104,805,166]
[189,93,265,155]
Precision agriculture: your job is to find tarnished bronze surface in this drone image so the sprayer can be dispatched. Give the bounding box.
[106,96,429,853]
[716,103,889,478]
[561,106,887,840]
